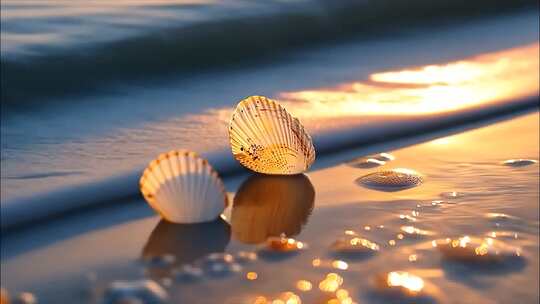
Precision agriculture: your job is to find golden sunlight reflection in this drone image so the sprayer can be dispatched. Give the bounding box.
[319,273,344,293]
[435,236,523,263]
[246,272,258,280]
[252,292,302,304]
[386,271,424,293]
[279,43,539,116]
[331,260,349,270]
[263,236,306,253]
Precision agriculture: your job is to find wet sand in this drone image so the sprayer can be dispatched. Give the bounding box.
[1,111,538,303]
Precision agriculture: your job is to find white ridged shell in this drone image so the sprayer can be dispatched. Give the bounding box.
[356,168,424,191]
[229,96,316,175]
[139,150,227,224]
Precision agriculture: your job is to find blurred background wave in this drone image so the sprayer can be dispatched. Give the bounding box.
[1,0,536,106]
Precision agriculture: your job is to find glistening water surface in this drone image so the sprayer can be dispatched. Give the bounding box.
[2,111,538,303]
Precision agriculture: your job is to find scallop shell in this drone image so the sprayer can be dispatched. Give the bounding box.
[229,96,315,175]
[502,159,538,167]
[139,150,227,224]
[356,168,423,191]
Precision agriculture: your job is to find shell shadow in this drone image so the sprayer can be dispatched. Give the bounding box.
[231,173,315,245]
[440,256,527,288]
[141,218,231,279]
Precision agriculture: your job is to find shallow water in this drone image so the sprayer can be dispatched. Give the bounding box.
[2,111,538,303]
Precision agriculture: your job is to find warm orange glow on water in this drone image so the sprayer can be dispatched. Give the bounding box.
[280,43,539,116]
[387,271,424,292]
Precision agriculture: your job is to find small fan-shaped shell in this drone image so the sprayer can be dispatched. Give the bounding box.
[229,96,316,175]
[502,159,537,167]
[356,168,423,191]
[139,150,227,224]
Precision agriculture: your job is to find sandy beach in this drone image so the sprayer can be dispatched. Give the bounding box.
[1,2,539,303]
[2,111,538,303]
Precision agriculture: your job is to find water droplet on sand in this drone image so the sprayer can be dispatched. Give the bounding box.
[347,158,386,168]
[205,253,235,263]
[486,231,519,240]
[440,191,465,199]
[399,214,417,222]
[344,230,357,236]
[331,237,380,258]
[103,280,168,304]
[200,253,242,277]
[374,153,396,161]
[319,273,344,292]
[371,271,436,303]
[356,169,423,191]
[296,280,313,292]
[235,251,258,264]
[172,265,204,282]
[485,213,520,222]
[435,236,523,265]
[246,272,258,281]
[258,236,306,259]
[331,260,349,270]
[502,159,538,167]
[400,226,435,238]
[277,292,302,304]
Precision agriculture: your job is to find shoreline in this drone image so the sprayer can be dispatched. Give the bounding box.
[2,111,538,304]
[2,99,538,232]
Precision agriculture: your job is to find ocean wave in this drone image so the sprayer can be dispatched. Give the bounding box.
[1,0,536,105]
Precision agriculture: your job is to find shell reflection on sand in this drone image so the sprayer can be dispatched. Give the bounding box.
[435,236,523,265]
[142,218,230,279]
[232,174,315,244]
[356,168,423,192]
[229,96,316,175]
